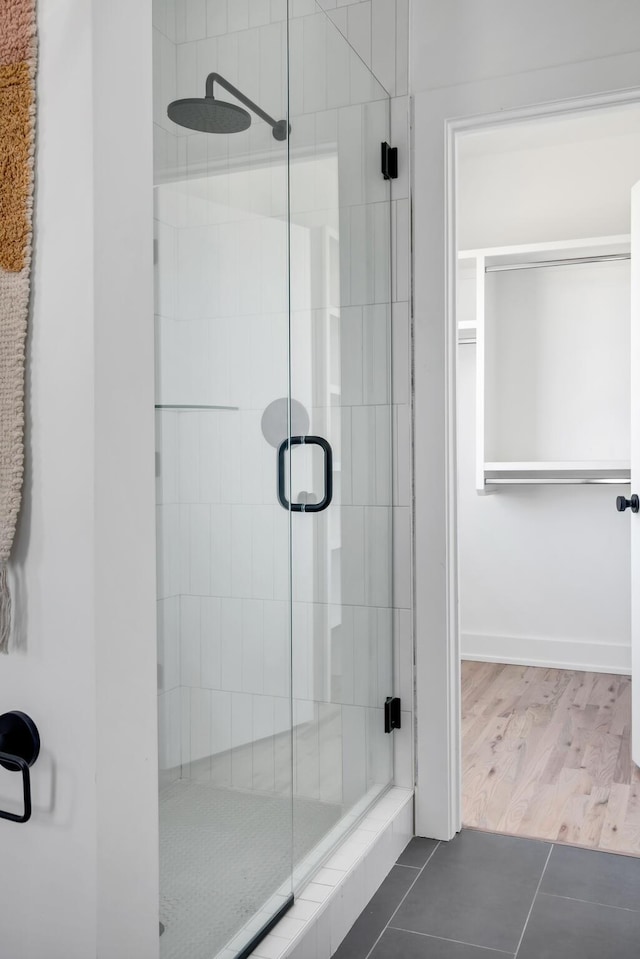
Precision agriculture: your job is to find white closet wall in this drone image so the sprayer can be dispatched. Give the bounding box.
[458,108,640,673]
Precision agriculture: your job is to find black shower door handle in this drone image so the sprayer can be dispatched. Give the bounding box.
[277,436,333,513]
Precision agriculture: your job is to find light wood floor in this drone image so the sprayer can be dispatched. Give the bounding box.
[462,661,640,855]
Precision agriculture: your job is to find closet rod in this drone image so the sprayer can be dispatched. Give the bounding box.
[488,477,629,486]
[485,252,630,273]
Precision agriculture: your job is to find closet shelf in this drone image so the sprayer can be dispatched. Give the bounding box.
[459,233,631,266]
[462,234,632,493]
[458,320,476,344]
[484,461,630,486]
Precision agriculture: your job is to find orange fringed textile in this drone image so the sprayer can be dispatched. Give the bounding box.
[0,0,36,651]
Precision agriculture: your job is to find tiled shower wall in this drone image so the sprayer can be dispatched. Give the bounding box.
[153,0,412,799]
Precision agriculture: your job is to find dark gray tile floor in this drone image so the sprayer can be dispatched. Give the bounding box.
[333,830,640,959]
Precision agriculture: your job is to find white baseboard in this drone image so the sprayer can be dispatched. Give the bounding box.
[461,632,631,675]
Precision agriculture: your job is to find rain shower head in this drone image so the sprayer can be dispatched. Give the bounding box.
[167,72,290,141]
[167,97,251,135]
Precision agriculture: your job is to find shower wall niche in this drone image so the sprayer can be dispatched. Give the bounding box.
[153,3,396,958]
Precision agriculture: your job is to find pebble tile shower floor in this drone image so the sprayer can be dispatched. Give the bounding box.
[159,779,340,959]
[334,829,640,959]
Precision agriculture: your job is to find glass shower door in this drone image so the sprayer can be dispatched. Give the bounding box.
[286,11,394,882]
[153,2,395,955]
[153,4,294,957]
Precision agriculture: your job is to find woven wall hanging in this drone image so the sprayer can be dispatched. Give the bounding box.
[0,0,37,651]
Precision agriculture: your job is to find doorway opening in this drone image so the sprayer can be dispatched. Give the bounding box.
[455,101,640,855]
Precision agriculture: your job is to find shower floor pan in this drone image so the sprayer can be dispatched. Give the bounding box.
[159,778,341,959]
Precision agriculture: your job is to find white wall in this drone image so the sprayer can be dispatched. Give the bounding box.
[457,114,640,674]
[0,3,158,958]
[411,0,640,839]
[0,5,97,957]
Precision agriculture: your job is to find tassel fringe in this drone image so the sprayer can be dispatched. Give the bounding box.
[0,563,12,654]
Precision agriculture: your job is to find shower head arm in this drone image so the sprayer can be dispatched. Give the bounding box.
[204,73,288,140]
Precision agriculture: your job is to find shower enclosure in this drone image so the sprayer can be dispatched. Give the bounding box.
[153,3,393,957]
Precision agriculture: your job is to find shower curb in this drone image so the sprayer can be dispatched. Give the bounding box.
[243,787,414,959]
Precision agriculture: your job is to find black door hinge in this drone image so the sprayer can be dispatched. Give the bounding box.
[381,142,398,180]
[384,696,401,733]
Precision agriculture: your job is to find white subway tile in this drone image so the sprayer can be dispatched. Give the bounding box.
[190,687,212,777]
[393,403,410,506]
[206,0,228,35]
[180,686,192,767]
[314,867,346,888]
[338,105,364,208]
[189,504,211,594]
[351,406,376,505]
[252,934,289,959]
[373,202,391,304]
[377,606,393,700]
[349,205,374,306]
[231,505,253,596]
[340,307,363,405]
[326,21,352,110]
[341,704,367,807]
[353,606,378,707]
[395,0,409,96]
[376,405,392,505]
[299,882,332,905]
[292,603,312,701]
[252,506,276,599]
[393,713,414,789]
[364,506,391,608]
[249,0,270,26]
[157,596,180,691]
[391,300,409,405]
[330,604,354,705]
[156,410,179,505]
[198,412,220,504]
[158,687,182,770]
[390,95,409,199]
[210,503,232,596]
[293,0,318,16]
[318,702,342,803]
[288,899,321,923]
[200,596,222,689]
[228,0,249,32]
[231,693,253,787]
[393,197,410,303]
[270,0,287,22]
[328,7,348,35]
[392,505,411,609]
[242,598,265,694]
[211,689,232,753]
[220,597,243,689]
[347,1,372,69]
[185,0,207,41]
[259,20,286,117]
[350,48,377,106]
[371,0,396,95]
[180,595,201,687]
[195,36,218,88]
[262,600,290,697]
[363,304,389,406]
[154,220,178,318]
[341,506,365,606]
[303,14,328,115]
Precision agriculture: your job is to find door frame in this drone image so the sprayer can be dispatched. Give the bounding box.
[413,83,640,840]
